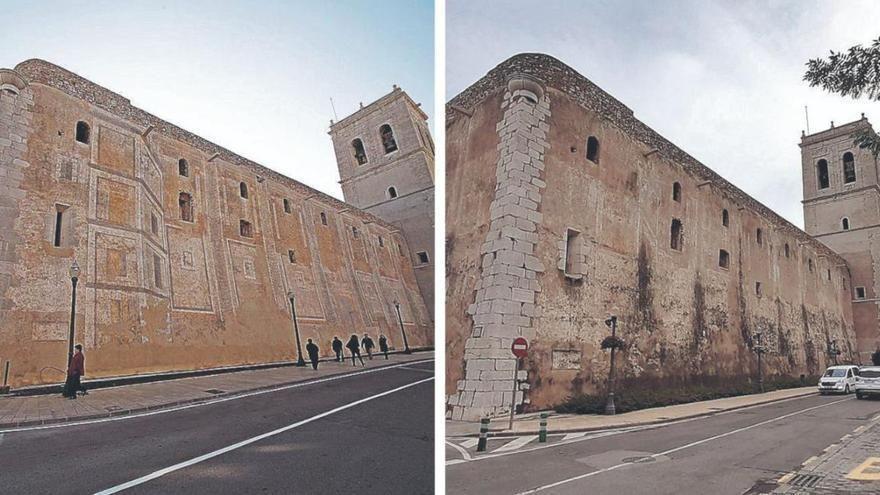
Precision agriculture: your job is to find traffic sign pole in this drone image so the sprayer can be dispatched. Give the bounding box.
[508,337,529,430]
[509,356,520,431]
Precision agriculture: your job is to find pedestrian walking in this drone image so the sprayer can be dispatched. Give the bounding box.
[346,334,365,367]
[63,344,86,399]
[306,338,320,370]
[379,334,389,359]
[332,336,343,362]
[362,333,375,360]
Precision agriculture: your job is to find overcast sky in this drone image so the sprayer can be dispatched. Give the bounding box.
[448,0,880,228]
[0,0,433,200]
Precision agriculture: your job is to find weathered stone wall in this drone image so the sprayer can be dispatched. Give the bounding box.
[0,60,432,388]
[446,54,858,420]
[330,89,436,313]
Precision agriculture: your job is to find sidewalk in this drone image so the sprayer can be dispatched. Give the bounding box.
[447,386,817,437]
[0,351,433,429]
[772,410,880,494]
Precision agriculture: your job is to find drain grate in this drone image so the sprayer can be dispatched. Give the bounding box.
[204,389,225,395]
[788,473,823,488]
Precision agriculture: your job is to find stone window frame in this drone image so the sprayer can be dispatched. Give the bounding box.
[816,159,830,190]
[52,203,71,248]
[670,218,683,252]
[586,136,600,164]
[755,228,763,246]
[784,242,791,259]
[855,286,866,299]
[287,249,296,264]
[561,227,584,280]
[672,182,682,202]
[378,235,384,247]
[352,137,368,166]
[178,158,189,177]
[387,186,398,199]
[842,217,850,231]
[239,181,249,199]
[179,192,194,223]
[722,208,729,227]
[415,251,430,265]
[75,121,91,145]
[239,219,254,238]
[842,151,856,184]
[283,198,292,214]
[755,281,762,297]
[718,249,730,270]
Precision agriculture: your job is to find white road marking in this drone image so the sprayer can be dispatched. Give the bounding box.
[514,397,853,494]
[446,440,473,461]
[459,438,479,449]
[94,376,433,494]
[447,391,826,466]
[562,432,587,441]
[494,435,537,453]
[0,359,434,434]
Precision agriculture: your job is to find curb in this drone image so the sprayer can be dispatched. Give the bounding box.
[455,388,819,438]
[3,347,434,397]
[0,353,434,430]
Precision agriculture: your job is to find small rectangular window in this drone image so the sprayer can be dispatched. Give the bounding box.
[283,198,291,214]
[416,251,430,264]
[670,219,683,251]
[54,210,63,247]
[719,249,729,269]
[378,236,384,247]
[856,287,866,299]
[755,281,762,297]
[320,212,328,226]
[153,254,163,289]
[288,249,296,264]
[240,219,253,238]
[151,213,159,235]
[352,226,360,238]
[565,228,580,275]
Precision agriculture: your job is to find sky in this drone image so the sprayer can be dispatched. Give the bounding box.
[448,0,880,228]
[0,0,434,200]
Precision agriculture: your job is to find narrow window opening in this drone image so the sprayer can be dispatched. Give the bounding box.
[817,159,829,189]
[827,269,832,281]
[856,287,866,299]
[178,159,189,177]
[239,182,249,199]
[756,228,763,246]
[352,138,368,165]
[352,226,360,238]
[320,212,328,226]
[387,186,398,199]
[151,213,159,235]
[843,152,856,184]
[586,136,600,163]
[283,198,291,214]
[784,243,790,258]
[842,217,850,230]
[75,121,90,144]
[755,282,762,297]
[722,209,729,227]
[672,182,682,202]
[565,229,581,274]
[378,236,384,247]
[239,219,253,238]
[397,242,404,256]
[809,258,814,273]
[288,249,296,264]
[416,251,430,264]
[53,209,64,247]
[380,124,398,153]
[670,219,683,251]
[179,192,194,222]
[719,249,730,269]
[153,254,163,289]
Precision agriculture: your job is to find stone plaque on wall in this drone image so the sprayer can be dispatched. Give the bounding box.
[552,350,582,370]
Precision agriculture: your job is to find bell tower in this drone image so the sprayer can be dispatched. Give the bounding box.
[801,115,880,362]
[329,86,435,315]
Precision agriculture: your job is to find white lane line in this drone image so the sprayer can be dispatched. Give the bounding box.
[446,440,473,462]
[448,392,826,466]
[459,438,479,449]
[514,397,853,494]
[95,376,434,495]
[494,435,537,453]
[0,359,434,434]
[562,432,587,441]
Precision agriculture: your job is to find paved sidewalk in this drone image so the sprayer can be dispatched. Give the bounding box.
[771,410,880,494]
[0,351,433,428]
[447,386,818,437]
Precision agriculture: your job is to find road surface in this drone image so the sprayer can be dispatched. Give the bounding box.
[1,359,434,494]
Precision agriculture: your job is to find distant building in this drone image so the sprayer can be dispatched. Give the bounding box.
[445,54,861,421]
[0,60,432,388]
[329,87,435,315]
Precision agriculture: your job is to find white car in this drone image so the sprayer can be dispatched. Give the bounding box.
[855,366,880,399]
[817,365,859,394]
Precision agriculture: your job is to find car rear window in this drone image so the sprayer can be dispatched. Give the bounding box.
[824,369,847,377]
[861,370,880,378]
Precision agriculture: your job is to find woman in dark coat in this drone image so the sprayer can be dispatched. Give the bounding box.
[379,335,389,359]
[346,334,365,367]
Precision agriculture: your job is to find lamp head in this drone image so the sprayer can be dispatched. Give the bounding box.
[604,316,617,328]
[287,291,295,300]
[69,260,80,280]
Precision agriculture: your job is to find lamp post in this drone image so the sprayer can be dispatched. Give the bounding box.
[604,315,618,415]
[287,291,306,367]
[753,332,765,393]
[393,300,411,354]
[66,260,80,367]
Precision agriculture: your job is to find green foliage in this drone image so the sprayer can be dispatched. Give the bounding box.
[804,36,880,157]
[555,376,818,415]
[600,335,626,350]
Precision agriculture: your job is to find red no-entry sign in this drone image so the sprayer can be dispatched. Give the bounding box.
[511,337,529,359]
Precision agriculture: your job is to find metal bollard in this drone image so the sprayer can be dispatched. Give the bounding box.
[539,412,548,443]
[476,417,490,452]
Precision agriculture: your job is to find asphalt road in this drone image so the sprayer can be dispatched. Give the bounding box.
[1,359,434,494]
[447,393,880,495]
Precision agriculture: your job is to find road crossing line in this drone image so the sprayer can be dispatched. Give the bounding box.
[562,432,587,441]
[494,435,538,453]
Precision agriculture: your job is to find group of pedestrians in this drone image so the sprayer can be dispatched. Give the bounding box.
[308,333,390,370]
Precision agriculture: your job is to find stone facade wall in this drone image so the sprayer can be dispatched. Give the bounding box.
[330,89,436,313]
[446,54,858,421]
[0,60,432,388]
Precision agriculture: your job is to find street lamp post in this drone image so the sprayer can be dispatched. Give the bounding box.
[66,260,80,367]
[393,301,411,354]
[287,291,306,367]
[754,332,765,393]
[604,315,618,415]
